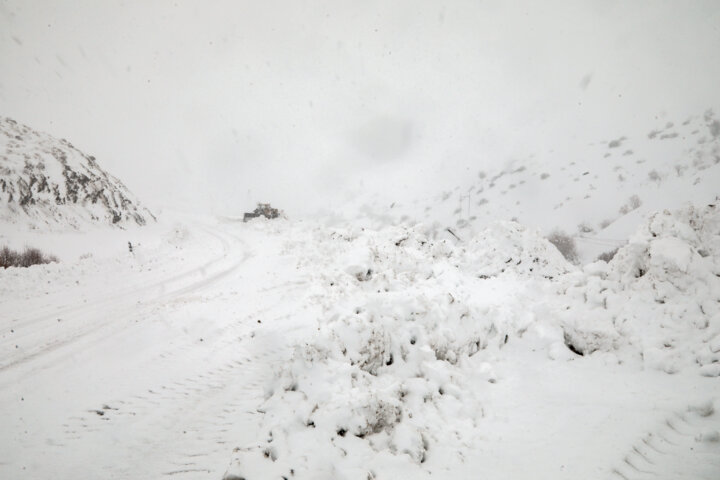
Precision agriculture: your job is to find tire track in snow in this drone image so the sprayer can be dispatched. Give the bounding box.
[610,401,720,480]
[6,225,234,331]
[0,221,306,479]
[0,226,252,375]
[4,224,226,327]
[60,327,291,479]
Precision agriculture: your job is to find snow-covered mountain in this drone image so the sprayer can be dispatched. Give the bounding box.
[348,109,720,261]
[0,117,154,229]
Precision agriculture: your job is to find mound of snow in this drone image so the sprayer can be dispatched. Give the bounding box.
[225,205,718,478]
[462,221,574,279]
[558,202,720,374]
[224,222,572,479]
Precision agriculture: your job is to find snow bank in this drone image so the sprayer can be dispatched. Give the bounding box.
[224,222,572,478]
[462,221,573,279]
[224,204,719,477]
[558,203,720,374]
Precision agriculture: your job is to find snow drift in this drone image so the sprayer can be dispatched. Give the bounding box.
[559,202,720,375]
[223,221,575,478]
[224,203,720,479]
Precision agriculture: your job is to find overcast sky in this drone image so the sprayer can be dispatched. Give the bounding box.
[1,0,719,215]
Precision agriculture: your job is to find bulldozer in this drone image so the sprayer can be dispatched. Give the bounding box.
[243,203,280,222]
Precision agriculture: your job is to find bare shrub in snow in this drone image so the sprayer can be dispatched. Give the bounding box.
[20,247,45,267]
[0,245,58,268]
[577,222,594,234]
[546,230,579,264]
[619,195,642,215]
[710,119,720,138]
[596,247,619,263]
[647,169,661,182]
[0,246,19,268]
[608,136,625,148]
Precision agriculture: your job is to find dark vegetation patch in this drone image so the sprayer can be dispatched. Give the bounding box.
[546,230,579,264]
[0,245,58,268]
[597,248,619,263]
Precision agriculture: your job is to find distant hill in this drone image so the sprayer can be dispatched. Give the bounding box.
[348,109,720,260]
[0,117,154,229]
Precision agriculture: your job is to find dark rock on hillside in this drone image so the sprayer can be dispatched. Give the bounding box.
[0,117,154,228]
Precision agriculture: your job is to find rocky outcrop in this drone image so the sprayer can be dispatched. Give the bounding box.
[0,117,154,228]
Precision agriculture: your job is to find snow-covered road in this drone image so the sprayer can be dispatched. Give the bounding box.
[1,215,718,479]
[0,219,310,478]
[1,226,248,372]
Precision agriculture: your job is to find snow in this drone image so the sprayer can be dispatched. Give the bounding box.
[2,3,719,477]
[1,203,719,479]
[341,109,720,264]
[0,117,154,228]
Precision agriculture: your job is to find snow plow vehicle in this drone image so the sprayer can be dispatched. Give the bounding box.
[243,203,280,222]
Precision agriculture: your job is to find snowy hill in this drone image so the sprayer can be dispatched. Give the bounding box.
[347,110,720,261]
[0,117,154,229]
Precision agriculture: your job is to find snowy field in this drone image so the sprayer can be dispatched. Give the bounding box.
[1,207,718,479]
[2,3,720,478]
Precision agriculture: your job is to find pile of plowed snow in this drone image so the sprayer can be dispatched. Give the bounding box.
[461,221,574,279]
[224,221,574,479]
[223,204,719,479]
[559,202,720,376]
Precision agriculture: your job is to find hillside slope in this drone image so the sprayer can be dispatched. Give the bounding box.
[347,109,720,260]
[0,117,154,229]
